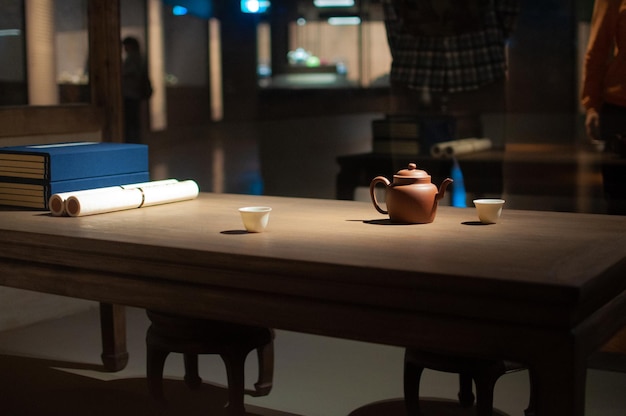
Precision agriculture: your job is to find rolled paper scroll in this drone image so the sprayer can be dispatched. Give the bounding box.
[140,179,201,207]
[66,188,143,217]
[430,138,492,158]
[49,179,179,216]
[52,179,199,217]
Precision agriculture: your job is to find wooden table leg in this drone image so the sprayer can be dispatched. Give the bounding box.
[530,344,586,416]
[99,303,128,372]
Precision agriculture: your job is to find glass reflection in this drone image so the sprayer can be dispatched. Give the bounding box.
[0,0,89,107]
[55,0,90,104]
[0,0,27,105]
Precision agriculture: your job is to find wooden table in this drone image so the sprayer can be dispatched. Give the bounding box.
[1,193,626,416]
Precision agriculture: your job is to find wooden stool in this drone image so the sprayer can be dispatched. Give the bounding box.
[404,348,535,416]
[146,310,274,416]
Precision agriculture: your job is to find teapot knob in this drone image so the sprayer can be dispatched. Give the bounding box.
[408,163,417,170]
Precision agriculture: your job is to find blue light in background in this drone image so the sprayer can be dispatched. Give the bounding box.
[172,5,188,15]
[450,158,467,208]
[241,0,270,14]
[162,0,212,19]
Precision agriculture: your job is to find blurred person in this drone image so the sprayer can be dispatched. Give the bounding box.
[381,0,520,114]
[581,0,626,214]
[122,36,152,143]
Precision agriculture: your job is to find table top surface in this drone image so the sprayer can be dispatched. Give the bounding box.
[1,193,625,331]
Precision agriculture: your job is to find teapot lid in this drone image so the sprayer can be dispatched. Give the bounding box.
[394,163,430,179]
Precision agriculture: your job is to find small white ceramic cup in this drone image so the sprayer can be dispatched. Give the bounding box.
[239,206,272,232]
[473,199,505,224]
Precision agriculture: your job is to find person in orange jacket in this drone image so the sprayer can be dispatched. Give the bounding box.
[581,0,626,214]
[581,0,626,148]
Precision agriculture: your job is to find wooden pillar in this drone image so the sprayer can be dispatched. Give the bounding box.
[88,0,123,142]
[24,0,58,105]
[268,0,293,77]
[215,0,259,121]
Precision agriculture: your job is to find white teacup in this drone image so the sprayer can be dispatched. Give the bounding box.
[239,206,272,232]
[473,199,505,224]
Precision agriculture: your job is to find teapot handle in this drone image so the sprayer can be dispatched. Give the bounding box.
[369,176,390,215]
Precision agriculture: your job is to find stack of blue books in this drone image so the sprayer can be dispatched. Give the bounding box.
[0,142,150,209]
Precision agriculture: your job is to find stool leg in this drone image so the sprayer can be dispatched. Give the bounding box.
[404,357,425,415]
[524,369,536,416]
[221,349,249,416]
[458,373,475,408]
[474,372,498,416]
[146,344,169,402]
[253,339,274,396]
[183,353,203,389]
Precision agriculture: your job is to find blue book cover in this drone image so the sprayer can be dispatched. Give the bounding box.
[0,171,150,210]
[48,171,150,195]
[0,141,148,182]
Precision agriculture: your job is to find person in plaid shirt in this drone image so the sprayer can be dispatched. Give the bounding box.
[382,0,520,112]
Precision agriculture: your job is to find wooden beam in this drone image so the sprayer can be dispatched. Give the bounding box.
[0,105,103,138]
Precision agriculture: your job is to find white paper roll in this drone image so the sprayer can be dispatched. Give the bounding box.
[49,179,179,216]
[49,185,121,216]
[140,180,200,207]
[61,179,199,217]
[66,188,144,217]
[430,138,475,157]
[431,138,492,158]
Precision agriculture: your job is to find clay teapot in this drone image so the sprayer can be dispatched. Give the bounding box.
[369,163,453,224]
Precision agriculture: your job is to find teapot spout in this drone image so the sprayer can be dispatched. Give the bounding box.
[436,178,454,201]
